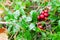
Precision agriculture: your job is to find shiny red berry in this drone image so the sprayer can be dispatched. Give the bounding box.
[41,11,44,14]
[38,25,43,29]
[40,14,45,19]
[44,10,48,13]
[44,13,49,17]
[37,16,40,20]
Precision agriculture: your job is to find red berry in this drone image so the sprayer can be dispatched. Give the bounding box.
[40,14,45,19]
[44,17,48,20]
[41,11,44,14]
[38,25,43,29]
[44,10,48,13]
[44,13,49,17]
[37,16,41,20]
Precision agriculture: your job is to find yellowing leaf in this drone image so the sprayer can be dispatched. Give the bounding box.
[0,28,8,40]
[0,27,8,34]
[0,8,4,14]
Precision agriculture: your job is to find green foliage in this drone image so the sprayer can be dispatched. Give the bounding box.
[20,19,29,29]
[30,10,38,23]
[0,0,60,40]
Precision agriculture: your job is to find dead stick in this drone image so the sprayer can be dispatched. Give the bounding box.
[0,22,11,24]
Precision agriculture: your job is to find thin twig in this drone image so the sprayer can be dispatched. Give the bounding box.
[14,31,19,40]
[9,34,14,40]
[0,22,11,24]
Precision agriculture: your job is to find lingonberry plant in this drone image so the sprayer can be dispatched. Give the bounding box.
[0,0,60,40]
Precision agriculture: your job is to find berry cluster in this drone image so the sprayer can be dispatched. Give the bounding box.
[37,9,49,30]
[38,9,49,21]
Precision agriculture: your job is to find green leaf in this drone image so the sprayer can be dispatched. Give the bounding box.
[26,16,32,22]
[41,32,46,38]
[29,23,35,30]
[24,30,31,40]
[58,20,60,26]
[20,19,29,29]
[14,4,20,10]
[25,0,32,7]
[20,7,25,15]
[30,10,38,23]
[49,15,58,22]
